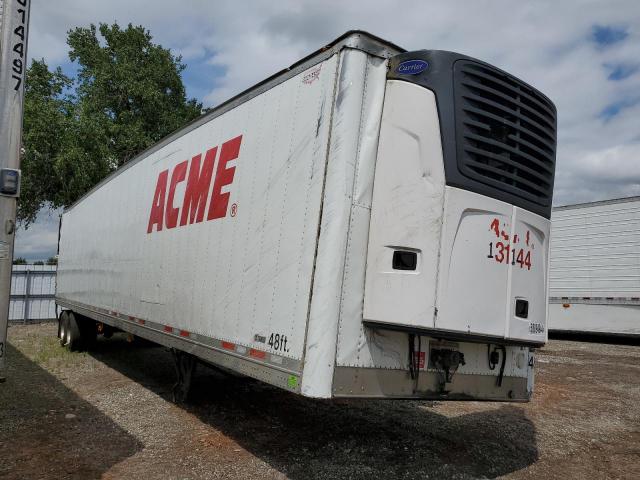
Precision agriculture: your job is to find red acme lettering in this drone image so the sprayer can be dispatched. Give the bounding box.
[147,135,242,234]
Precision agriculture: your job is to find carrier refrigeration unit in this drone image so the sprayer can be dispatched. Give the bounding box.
[549,197,640,338]
[56,31,557,402]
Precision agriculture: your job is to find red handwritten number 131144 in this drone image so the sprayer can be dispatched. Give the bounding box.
[487,218,532,270]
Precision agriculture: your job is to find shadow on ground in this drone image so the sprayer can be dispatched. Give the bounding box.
[91,336,539,479]
[0,343,143,480]
[549,331,640,346]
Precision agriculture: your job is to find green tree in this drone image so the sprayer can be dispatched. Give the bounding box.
[19,23,203,225]
[12,257,27,265]
[33,260,44,266]
[46,256,58,266]
[19,61,75,224]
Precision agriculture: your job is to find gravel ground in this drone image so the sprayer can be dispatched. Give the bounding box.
[1,322,639,479]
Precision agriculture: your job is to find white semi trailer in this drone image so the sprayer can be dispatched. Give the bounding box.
[549,197,640,338]
[56,31,557,402]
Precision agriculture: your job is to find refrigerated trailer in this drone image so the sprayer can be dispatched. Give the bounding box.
[549,197,640,338]
[56,31,557,402]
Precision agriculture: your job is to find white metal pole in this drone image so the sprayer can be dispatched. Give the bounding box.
[0,0,31,380]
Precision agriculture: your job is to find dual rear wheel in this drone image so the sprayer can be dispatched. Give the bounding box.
[58,311,96,351]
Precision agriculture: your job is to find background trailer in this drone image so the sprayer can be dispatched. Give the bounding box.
[549,197,640,338]
[56,31,557,402]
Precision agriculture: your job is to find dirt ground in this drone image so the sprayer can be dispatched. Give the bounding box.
[0,323,638,479]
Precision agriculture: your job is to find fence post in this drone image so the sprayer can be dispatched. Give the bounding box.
[23,269,31,325]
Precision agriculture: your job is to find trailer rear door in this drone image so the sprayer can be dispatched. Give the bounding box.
[364,80,549,345]
[363,80,446,329]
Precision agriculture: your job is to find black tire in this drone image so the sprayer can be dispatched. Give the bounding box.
[65,312,82,351]
[102,325,113,339]
[59,311,69,346]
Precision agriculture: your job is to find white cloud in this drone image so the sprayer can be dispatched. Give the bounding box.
[14,208,61,261]
[17,0,640,257]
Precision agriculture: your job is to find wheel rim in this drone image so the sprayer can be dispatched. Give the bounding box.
[59,313,68,343]
[64,317,71,346]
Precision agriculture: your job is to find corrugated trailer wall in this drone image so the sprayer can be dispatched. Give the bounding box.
[549,197,640,336]
[9,265,58,322]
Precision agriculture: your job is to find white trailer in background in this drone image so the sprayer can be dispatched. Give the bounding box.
[549,197,640,338]
[56,31,558,402]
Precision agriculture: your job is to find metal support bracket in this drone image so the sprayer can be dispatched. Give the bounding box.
[171,348,197,403]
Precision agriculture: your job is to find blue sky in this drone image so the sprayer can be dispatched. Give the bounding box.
[592,25,629,46]
[14,0,640,260]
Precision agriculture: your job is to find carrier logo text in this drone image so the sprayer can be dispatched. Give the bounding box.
[396,59,429,75]
[147,135,243,233]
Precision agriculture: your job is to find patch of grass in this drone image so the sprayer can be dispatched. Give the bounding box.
[31,336,84,367]
[9,325,88,370]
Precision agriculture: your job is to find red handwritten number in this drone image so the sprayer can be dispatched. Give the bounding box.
[489,220,533,270]
[490,218,500,237]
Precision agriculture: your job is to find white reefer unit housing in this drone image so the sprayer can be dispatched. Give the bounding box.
[549,197,640,338]
[56,31,557,402]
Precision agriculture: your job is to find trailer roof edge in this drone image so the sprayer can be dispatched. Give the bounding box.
[62,30,404,214]
[553,195,640,212]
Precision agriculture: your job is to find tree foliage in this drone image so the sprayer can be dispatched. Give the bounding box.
[19,23,203,225]
[20,61,76,224]
[12,257,27,265]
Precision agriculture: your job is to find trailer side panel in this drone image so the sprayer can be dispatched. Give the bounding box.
[57,55,340,383]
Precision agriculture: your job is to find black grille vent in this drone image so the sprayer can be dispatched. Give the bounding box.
[454,61,557,208]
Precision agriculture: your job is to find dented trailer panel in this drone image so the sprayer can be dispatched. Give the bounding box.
[301,49,390,397]
[57,31,556,401]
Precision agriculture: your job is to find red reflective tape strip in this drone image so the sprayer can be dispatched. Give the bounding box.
[138,319,145,325]
[128,315,136,321]
[179,330,190,337]
[222,341,235,350]
[249,349,266,359]
[163,325,173,333]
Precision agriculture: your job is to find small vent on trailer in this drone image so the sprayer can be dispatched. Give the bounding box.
[454,61,557,208]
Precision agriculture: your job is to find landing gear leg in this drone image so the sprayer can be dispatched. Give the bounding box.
[171,349,197,403]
